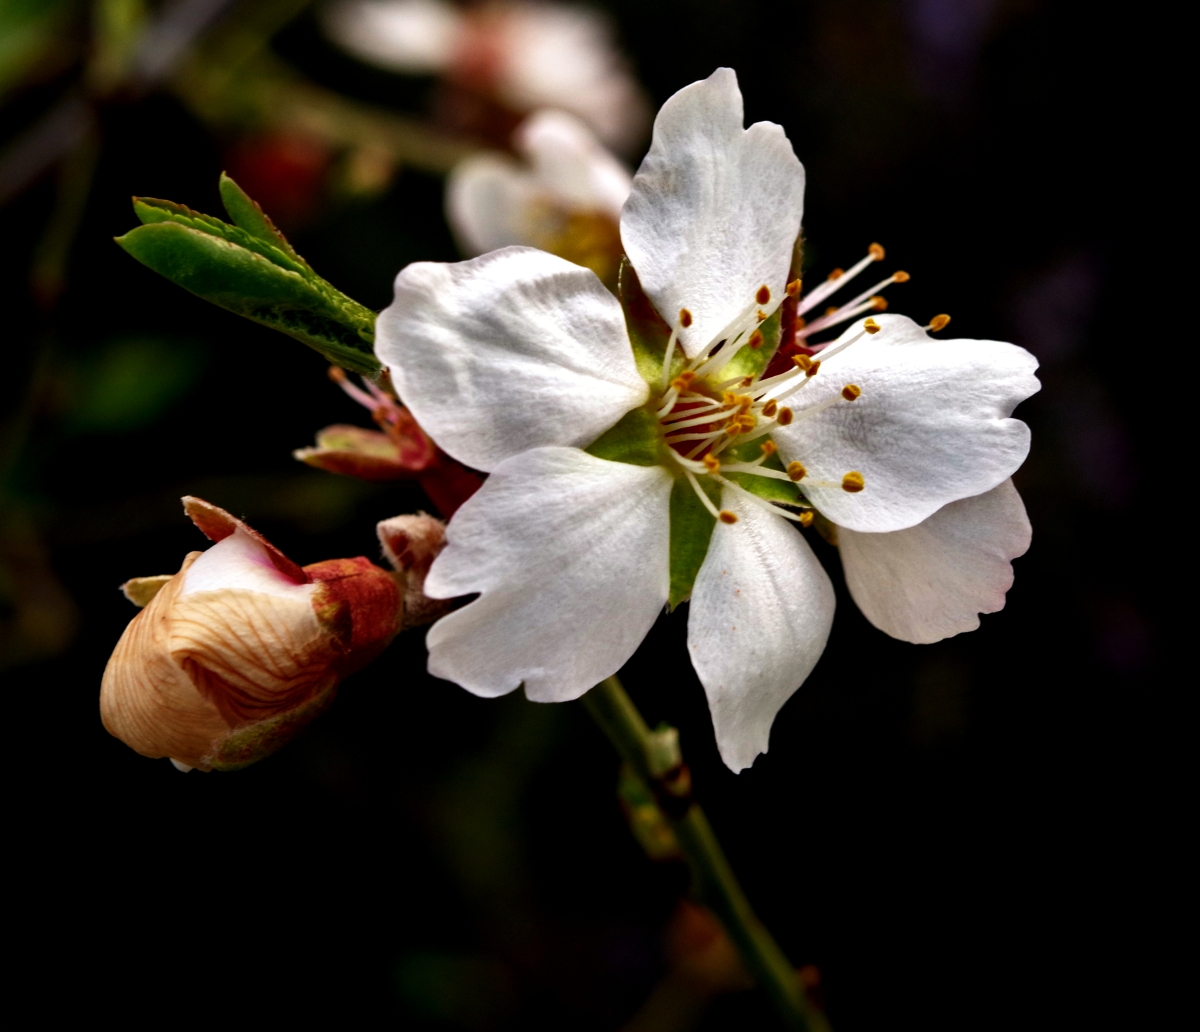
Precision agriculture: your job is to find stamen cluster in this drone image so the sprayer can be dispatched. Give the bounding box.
[652,243,931,528]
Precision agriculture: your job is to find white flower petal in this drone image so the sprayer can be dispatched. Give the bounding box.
[838,479,1031,644]
[424,447,672,702]
[180,529,315,602]
[377,247,648,472]
[688,489,835,772]
[445,154,538,256]
[620,67,805,357]
[773,314,1040,531]
[321,0,462,74]
[517,109,632,215]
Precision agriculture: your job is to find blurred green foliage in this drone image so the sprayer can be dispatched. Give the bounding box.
[0,0,76,102]
[64,334,206,434]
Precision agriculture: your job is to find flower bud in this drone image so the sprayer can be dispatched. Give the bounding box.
[100,497,402,772]
[376,512,452,627]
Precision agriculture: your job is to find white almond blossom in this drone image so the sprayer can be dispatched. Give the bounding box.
[446,109,630,283]
[375,68,1039,771]
[321,0,649,151]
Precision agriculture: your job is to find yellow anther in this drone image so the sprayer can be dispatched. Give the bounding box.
[679,308,693,328]
[740,377,754,387]
[870,295,888,311]
[722,391,738,405]
[927,313,951,332]
[787,461,807,481]
[869,242,885,261]
[756,285,771,305]
[792,354,813,371]
[777,407,794,426]
[841,471,865,493]
[748,329,764,350]
[841,384,862,401]
[762,400,778,418]
[798,511,814,527]
[328,366,348,384]
[703,454,721,473]
[825,306,838,317]
[796,317,807,330]
[863,318,881,334]
[805,359,821,378]
[718,510,738,524]
[893,270,910,283]
[756,309,768,322]
[786,279,802,297]
[760,440,778,456]
[671,377,691,391]
[736,395,753,412]
[827,268,844,281]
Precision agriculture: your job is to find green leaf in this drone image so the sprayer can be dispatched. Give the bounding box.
[218,172,309,269]
[585,406,662,467]
[132,196,312,277]
[118,178,382,378]
[117,221,381,377]
[667,475,716,610]
[618,258,684,388]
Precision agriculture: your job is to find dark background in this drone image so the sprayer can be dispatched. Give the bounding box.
[2,2,1161,1029]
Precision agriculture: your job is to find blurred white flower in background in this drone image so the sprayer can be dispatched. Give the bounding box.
[447,108,629,284]
[321,0,650,152]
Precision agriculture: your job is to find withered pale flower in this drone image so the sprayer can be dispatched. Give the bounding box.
[447,109,630,288]
[100,498,432,772]
[293,367,482,516]
[321,0,649,152]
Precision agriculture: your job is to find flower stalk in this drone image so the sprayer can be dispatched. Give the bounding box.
[582,675,830,1032]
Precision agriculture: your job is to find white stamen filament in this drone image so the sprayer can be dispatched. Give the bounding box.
[719,463,795,481]
[796,248,881,316]
[797,298,880,338]
[660,315,684,393]
[660,401,730,431]
[684,469,723,519]
[713,475,812,524]
[648,276,884,529]
[666,429,728,444]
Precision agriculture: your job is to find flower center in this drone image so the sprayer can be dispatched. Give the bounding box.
[650,243,934,528]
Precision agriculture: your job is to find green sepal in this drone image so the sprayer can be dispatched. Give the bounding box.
[667,476,717,610]
[585,406,662,466]
[722,437,803,504]
[117,221,381,377]
[714,306,783,384]
[618,258,684,388]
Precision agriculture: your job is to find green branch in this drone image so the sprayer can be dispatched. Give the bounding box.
[583,676,831,1032]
